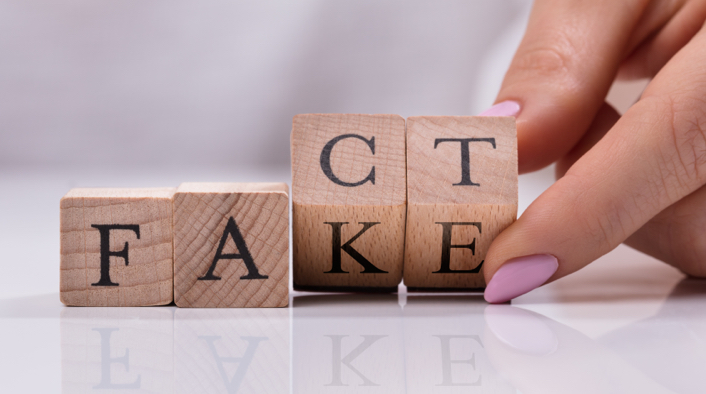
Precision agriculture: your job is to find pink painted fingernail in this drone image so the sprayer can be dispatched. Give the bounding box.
[484,254,558,304]
[479,100,521,117]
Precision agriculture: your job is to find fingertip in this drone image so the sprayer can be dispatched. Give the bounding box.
[484,254,558,303]
[479,100,521,117]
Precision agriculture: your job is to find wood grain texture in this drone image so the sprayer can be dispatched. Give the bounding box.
[293,204,406,289]
[291,114,406,290]
[173,183,289,308]
[60,188,175,306]
[404,116,518,289]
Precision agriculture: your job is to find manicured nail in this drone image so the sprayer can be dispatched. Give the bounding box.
[479,100,521,117]
[484,254,558,304]
[484,305,558,355]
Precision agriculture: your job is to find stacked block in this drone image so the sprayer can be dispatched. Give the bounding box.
[291,114,517,292]
[291,114,407,291]
[58,114,517,307]
[404,116,518,289]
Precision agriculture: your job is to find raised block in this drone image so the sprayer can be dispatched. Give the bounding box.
[404,116,517,290]
[60,188,175,306]
[173,183,289,308]
[291,114,406,291]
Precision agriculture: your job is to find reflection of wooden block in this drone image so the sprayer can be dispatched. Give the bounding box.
[402,296,514,392]
[174,308,289,393]
[60,188,175,307]
[293,294,405,392]
[61,308,174,392]
[291,114,406,291]
[173,183,289,308]
[404,116,517,290]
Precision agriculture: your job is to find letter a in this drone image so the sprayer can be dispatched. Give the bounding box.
[199,217,268,281]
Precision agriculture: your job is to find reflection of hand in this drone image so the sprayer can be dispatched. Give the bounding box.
[481,0,706,303]
[484,305,675,393]
[597,278,706,393]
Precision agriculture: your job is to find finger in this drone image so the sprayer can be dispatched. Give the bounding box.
[619,0,706,79]
[625,183,706,277]
[555,103,620,178]
[484,24,706,303]
[621,0,686,53]
[557,103,706,278]
[494,0,650,173]
[558,103,706,277]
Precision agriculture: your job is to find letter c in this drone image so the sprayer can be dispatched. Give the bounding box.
[320,134,376,187]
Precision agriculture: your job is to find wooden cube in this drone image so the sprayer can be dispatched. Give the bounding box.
[173,183,289,308]
[291,114,407,291]
[60,188,175,306]
[404,116,518,290]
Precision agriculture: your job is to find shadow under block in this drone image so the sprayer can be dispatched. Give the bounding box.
[60,188,176,306]
[173,183,289,308]
[291,114,407,290]
[404,116,518,289]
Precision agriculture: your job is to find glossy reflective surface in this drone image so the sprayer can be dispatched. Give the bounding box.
[1,167,705,393]
[2,250,705,393]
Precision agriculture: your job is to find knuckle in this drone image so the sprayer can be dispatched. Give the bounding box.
[511,34,578,82]
[561,173,631,249]
[662,94,706,184]
[638,94,706,196]
[586,199,631,247]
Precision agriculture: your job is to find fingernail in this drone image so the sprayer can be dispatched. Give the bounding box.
[484,305,558,355]
[479,100,521,117]
[484,254,558,304]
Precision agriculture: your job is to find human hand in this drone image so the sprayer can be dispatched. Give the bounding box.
[481,0,706,303]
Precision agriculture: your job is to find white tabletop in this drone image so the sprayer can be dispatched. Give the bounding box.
[0,165,702,393]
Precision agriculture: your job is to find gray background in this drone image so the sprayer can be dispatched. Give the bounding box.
[0,1,531,168]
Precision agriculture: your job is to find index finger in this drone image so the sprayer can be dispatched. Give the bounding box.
[494,0,648,173]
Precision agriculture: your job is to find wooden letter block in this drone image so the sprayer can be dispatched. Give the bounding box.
[404,116,517,290]
[291,114,406,291]
[173,183,289,308]
[60,188,175,306]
